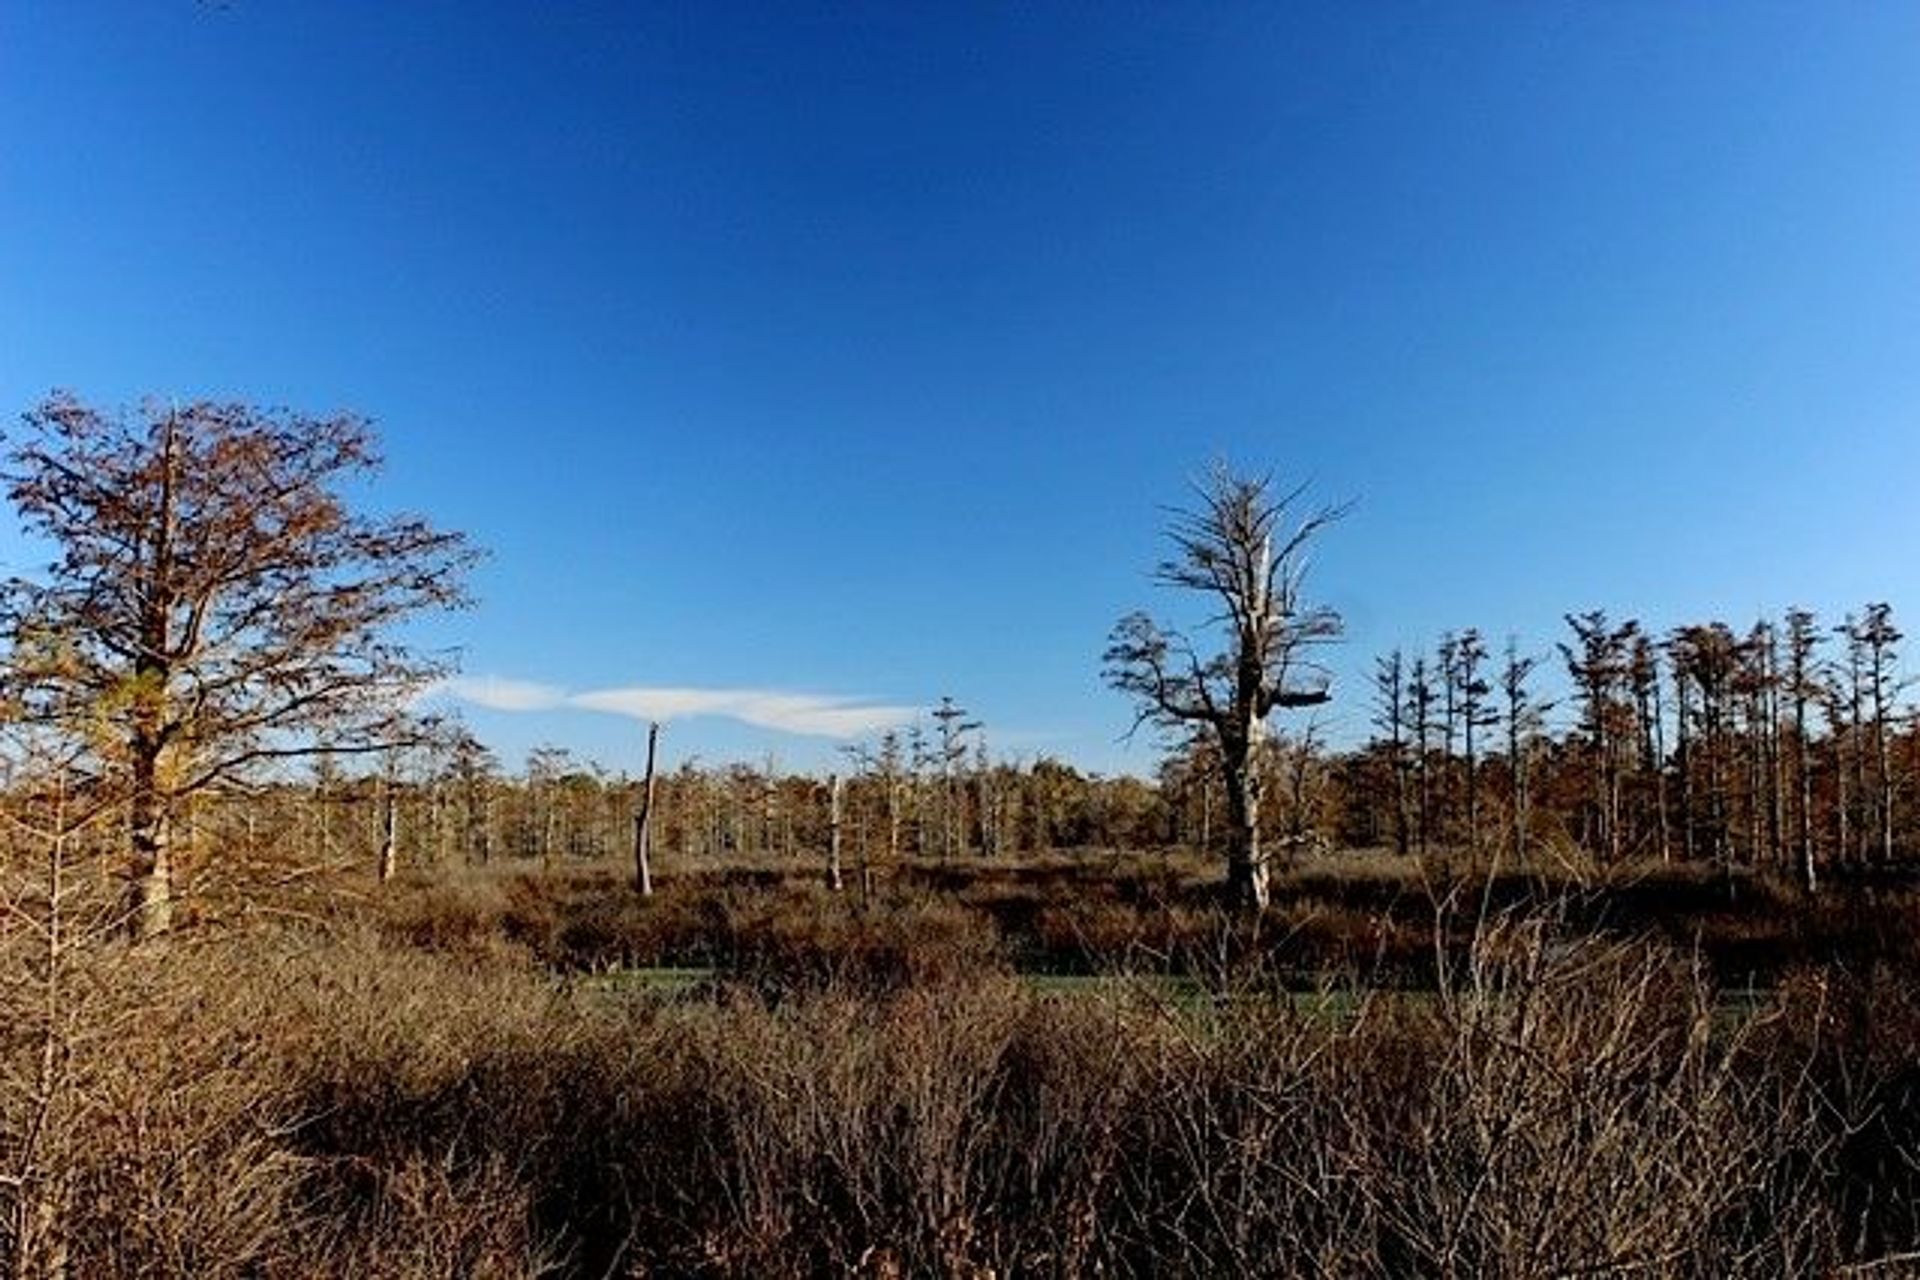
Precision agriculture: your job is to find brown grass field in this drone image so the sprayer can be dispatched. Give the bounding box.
[10,849,1920,1276]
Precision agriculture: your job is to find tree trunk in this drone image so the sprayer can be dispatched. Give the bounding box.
[377,779,398,883]
[1767,664,1785,870]
[1676,678,1695,863]
[826,773,844,892]
[1873,659,1894,864]
[541,791,556,872]
[1835,725,1851,870]
[1223,735,1270,911]
[1463,710,1479,855]
[1795,697,1814,890]
[129,744,173,939]
[858,793,873,908]
[1508,704,1527,869]
[1651,678,1671,863]
[1851,651,1868,863]
[633,722,658,896]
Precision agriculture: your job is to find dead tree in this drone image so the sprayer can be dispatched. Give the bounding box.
[1671,624,1739,868]
[930,697,981,857]
[826,772,844,892]
[1104,464,1345,910]
[1411,657,1436,857]
[633,722,659,896]
[1629,634,1670,862]
[1450,630,1494,854]
[377,748,400,883]
[1371,650,1412,856]
[1437,633,1459,845]
[1500,639,1544,868]
[1784,608,1822,889]
[1854,604,1902,863]
[1562,613,1637,863]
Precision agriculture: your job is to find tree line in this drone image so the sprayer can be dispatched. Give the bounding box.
[1344,605,1910,889]
[3,395,1908,929]
[164,726,1171,884]
[144,597,1919,900]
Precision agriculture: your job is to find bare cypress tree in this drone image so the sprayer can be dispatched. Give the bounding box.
[1671,624,1739,867]
[1562,612,1635,863]
[1671,642,1697,863]
[1104,465,1345,910]
[1836,615,1868,865]
[905,723,931,856]
[930,696,981,857]
[1437,632,1459,847]
[1824,682,1852,869]
[1855,604,1903,864]
[1500,638,1544,868]
[1371,650,1412,856]
[527,745,573,873]
[1783,608,1822,889]
[1628,634,1670,862]
[825,772,844,891]
[1760,622,1786,869]
[971,738,998,858]
[377,747,400,883]
[1451,630,1494,854]
[633,722,659,896]
[448,731,497,867]
[850,731,910,865]
[1733,624,1774,867]
[1410,657,1435,858]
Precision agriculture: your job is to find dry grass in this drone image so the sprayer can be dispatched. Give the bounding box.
[7,850,1920,1275]
[369,850,1900,989]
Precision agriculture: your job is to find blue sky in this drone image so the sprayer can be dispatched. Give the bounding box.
[4,3,1919,777]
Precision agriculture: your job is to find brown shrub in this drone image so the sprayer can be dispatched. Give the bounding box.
[10,877,1920,1276]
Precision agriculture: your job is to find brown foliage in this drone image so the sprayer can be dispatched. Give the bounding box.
[1,905,1917,1276]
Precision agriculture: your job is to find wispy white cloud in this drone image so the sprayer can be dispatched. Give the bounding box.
[440,676,918,739]
[439,675,568,712]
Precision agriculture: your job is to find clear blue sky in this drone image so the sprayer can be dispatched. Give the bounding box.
[4,3,1919,777]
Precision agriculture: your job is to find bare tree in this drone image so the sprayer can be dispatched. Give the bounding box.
[1670,623,1739,869]
[848,731,910,868]
[1853,604,1902,863]
[929,696,980,858]
[0,393,479,935]
[1437,632,1459,845]
[1411,657,1436,857]
[376,746,401,883]
[1103,464,1345,910]
[1372,650,1411,856]
[1500,639,1545,869]
[526,745,574,873]
[634,722,659,896]
[1450,630,1494,854]
[824,773,845,892]
[1628,634,1670,862]
[447,730,499,866]
[1561,613,1639,863]
[1783,608,1822,889]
